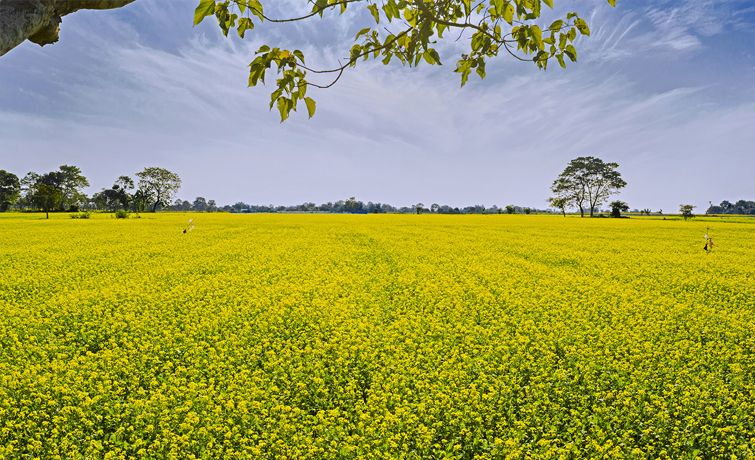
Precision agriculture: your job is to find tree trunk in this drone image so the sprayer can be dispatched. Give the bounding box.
[1,0,136,56]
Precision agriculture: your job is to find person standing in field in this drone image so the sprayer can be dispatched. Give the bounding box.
[704,227,715,251]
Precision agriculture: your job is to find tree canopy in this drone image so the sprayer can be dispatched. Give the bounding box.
[195,0,616,121]
[135,167,182,212]
[29,183,62,219]
[0,170,21,212]
[550,156,626,217]
[1,0,616,122]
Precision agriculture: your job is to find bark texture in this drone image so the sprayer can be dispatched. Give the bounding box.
[0,0,136,56]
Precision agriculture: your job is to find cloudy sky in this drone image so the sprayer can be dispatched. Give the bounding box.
[1,0,754,210]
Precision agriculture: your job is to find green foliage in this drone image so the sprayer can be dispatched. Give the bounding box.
[610,200,629,218]
[114,209,131,219]
[194,0,616,121]
[551,156,626,218]
[0,170,21,212]
[58,165,90,211]
[70,211,93,219]
[505,205,515,214]
[679,204,696,220]
[547,196,568,216]
[135,167,182,212]
[29,183,62,219]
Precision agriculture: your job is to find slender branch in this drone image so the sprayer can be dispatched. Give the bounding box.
[233,0,362,23]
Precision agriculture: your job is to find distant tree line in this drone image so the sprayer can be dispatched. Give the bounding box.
[706,200,755,215]
[0,166,181,217]
[174,197,550,215]
[0,167,558,216]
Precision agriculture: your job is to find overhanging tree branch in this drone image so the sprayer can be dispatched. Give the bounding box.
[0,0,137,56]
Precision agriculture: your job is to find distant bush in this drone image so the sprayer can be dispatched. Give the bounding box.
[114,210,130,219]
[69,211,92,219]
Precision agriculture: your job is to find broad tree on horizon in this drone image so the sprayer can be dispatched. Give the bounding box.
[551,156,626,218]
[135,167,182,212]
[29,183,62,218]
[1,0,616,121]
[679,204,695,221]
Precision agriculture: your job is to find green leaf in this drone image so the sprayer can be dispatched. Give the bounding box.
[574,18,590,36]
[304,97,316,118]
[530,25,543,49]
[556,53,565,68]
[564,44,577,61]
[502,2,514,25]
[460,68,470,87]
[428,49,441,65]
[356,27,371,40]
[548,19,563,31]
[237,17,254,38]
[193,0,215,26]
[293,49,305,65]
[534,50,548,70]
[368,4,380,24]
[276,97,290,122]
[543,0,553,8]
[422,50,435,65]
[475,59,486,79]
[249,0,264,21]
[471,32,483,51]
[403,7,416,27]
[237,0,246,14]
[607,0,616,6]
[256,45,270,54]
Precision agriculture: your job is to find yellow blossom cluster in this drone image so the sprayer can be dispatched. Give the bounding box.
[1,212,753,459]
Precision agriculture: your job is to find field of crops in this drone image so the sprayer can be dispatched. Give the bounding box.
[1,212,754,459]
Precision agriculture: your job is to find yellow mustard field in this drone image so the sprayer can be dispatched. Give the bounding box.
[1,213,754,460]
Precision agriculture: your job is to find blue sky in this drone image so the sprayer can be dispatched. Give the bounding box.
[1,0,754,211]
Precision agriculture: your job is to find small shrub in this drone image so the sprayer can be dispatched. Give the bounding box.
[69,211,92,219]
[114,210,130,219]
